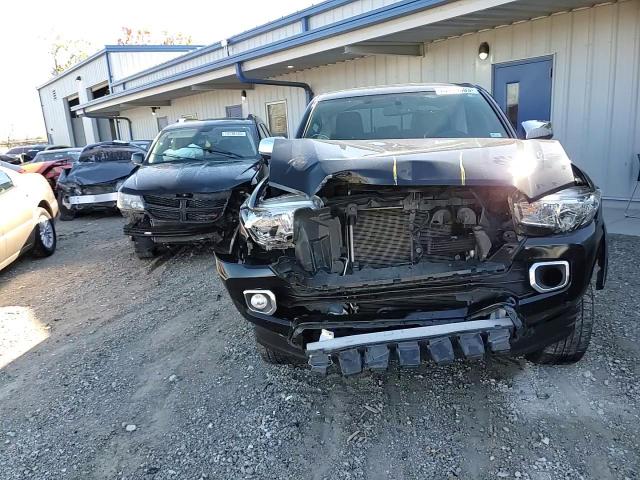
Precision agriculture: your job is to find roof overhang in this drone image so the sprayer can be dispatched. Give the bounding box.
[74,0,604,116]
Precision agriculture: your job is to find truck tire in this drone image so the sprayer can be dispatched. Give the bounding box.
[32,208,57,257]
[57,192,76,221]
[256,343,305,366]
[526,285,594,365]
[133,236,157,259]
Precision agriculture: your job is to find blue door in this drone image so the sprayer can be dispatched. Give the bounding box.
[492,56,553,138]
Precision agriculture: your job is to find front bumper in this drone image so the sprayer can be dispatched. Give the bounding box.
[217,219,607,372]
[68,192,118,205]
[123,217,225,245]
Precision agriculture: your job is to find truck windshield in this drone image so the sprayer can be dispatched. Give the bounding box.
[148,125,258,164]
[303,87,510,140]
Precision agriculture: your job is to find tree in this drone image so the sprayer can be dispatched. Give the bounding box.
[49,36,92,76]
[117,27,192,46]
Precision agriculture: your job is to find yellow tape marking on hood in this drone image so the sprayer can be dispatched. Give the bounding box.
[393,156,398,186]
[459,152,466,186]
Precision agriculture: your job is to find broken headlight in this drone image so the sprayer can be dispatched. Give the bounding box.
[509,186,601,234]
[241,194,323,250]
[117,192,145,212]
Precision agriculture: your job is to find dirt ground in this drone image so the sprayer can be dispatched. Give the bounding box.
[0,214,638,480]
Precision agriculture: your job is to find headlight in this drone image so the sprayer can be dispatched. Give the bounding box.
[241,194,323,250]
[510,186,601,233]
[117,192,145,211]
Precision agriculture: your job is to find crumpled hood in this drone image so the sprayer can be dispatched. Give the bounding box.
[120,160,257,195]
[60,161,137,186]
[269,138,576,201]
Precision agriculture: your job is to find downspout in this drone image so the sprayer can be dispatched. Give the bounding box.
[235,62,314,105]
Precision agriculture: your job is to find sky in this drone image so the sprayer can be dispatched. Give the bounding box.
[0,0,317,141]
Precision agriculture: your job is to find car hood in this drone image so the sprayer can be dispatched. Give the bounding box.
[269,138,576,201]
[60,161,137,186]
[120,160,258,195]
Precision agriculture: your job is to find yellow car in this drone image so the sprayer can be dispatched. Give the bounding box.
[0,165,59,271]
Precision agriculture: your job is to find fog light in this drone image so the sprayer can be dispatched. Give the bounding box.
[243,290,277,315]
[250,293,269,310]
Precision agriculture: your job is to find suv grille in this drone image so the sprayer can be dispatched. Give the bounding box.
[143,193,229,223]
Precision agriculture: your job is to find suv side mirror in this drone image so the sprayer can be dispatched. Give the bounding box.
[522,120,553,140]
[258,137,286,157]
[131,152,145,165]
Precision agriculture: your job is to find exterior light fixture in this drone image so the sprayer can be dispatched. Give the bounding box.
[241,90,247,102]
[478,42,490,60]
[287,65,294,69]
[151,107,159,116]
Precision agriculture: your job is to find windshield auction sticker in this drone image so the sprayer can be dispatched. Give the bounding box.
[433,86,479,96]
[221,131,247,136]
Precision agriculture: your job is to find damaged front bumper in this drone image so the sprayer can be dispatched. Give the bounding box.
[68,192,118,205]
[217,219,607,374]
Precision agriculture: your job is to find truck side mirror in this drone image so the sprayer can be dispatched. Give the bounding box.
[522,120,553,140]
[258,137,286,157]
[131,152,145,165]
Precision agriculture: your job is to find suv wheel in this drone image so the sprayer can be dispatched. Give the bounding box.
[57,192,76,221]
[133,236,157,259]
[32,208,57,257]
[526,285,594,365]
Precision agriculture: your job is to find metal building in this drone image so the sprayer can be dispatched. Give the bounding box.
[37,44,200,146]
[44,0,640,204]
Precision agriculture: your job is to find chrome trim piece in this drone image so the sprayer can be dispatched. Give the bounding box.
[243,289,277,315]
[306,318,514,354]
[529,260,569,293]
[68,192,118,205]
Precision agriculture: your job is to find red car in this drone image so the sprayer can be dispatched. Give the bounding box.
[21,148,82,190]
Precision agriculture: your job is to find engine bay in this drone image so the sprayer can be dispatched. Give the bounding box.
[249,182,519,279]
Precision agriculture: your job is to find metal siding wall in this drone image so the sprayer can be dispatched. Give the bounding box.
[424,0,640,200]
[123,50,226,89]
[109,51,195,82]
[308,0,402,29]
[38,56,109,145]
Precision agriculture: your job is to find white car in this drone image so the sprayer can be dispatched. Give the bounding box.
[0,165,59,271]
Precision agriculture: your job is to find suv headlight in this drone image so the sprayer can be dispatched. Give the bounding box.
[241,194,323,250]
[509,186,601,234]
[117,192,145,211]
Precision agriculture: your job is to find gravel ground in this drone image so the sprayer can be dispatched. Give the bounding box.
[0,214,639,480]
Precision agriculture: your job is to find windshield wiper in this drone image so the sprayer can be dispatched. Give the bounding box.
[200,147,244,159]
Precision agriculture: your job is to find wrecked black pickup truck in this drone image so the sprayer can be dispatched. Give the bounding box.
[216,84,608,375]
[117,117,271,258]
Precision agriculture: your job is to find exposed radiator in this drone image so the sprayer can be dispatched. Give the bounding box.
[352,208,476,268]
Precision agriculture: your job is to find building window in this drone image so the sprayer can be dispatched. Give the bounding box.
[266,100,288,138]
[225,105,243,118]
[157,116,169,132]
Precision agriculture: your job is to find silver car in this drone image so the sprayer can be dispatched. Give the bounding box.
[0,165,59,271]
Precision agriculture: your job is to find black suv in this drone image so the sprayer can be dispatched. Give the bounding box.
[118,116,270,258]
[216,84,608,375]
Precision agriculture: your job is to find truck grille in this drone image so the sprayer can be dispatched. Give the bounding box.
[352,208,476,268]
[143,193,229,223]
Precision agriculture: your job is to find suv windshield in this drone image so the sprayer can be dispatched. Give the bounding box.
[79,146,142,162]
[303,87,509,140]
[33,150,81,162]
[148,124,258,164]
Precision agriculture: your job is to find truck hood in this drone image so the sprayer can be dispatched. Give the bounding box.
[120,160,257,195]
[60,161,137,186]
[269,138,576,201]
